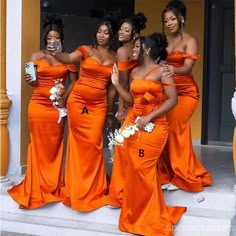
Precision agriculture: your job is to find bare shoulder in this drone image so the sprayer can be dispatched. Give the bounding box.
[30,50,45,61]
[184,32,198,46]
[79,45,93,55]
[130,65,140,77]
[110,50,117,62]
[183,32,199,53]
[82,45,92,50]
[117,46,127,54]
[117,46,131,61]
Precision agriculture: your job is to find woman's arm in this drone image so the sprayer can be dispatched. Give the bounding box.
[116,70,130,121]
[135,72,177,129]
[106,83,117,129]
[52,50,83,65]
[24,51,41,87]
[116,47,132,121]
[61,70,78,103]
[54,70,78,108]
[111,64,133,105]
[107,83,116,115]
[173,36,199,75]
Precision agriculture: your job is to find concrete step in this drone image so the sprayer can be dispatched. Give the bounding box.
[1,206,234,236]
[163,188,236,212]
[175,208,235,236]
[1,191,235,236]
[1,211,128,236]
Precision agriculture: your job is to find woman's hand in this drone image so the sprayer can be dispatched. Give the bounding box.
[115,108,127,123]
[54,97,66,108]
[47,42,62,56]
[135,115,151,130]
[161,63,174,78]
[106,114,113,129]
[24,73,37,86]
[111,63,120,87]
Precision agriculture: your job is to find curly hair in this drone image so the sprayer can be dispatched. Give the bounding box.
[120,12,147,41]
[139,33,168,63]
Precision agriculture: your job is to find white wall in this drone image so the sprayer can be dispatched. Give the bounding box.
[6,0,22,175]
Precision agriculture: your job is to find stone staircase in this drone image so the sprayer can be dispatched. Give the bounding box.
[1,145,236,236]
[1,182,235,236]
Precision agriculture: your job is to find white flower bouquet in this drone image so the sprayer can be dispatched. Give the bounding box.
[107,116,155,161]
[49,78,67,123]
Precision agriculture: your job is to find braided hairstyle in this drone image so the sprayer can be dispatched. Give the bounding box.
[120,12,147,41]
[161,0,186,34]
[42,15,64,48]
[139,33,168,63]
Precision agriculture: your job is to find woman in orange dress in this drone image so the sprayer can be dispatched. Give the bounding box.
[51,17,119,211]
[111,33,186,236]
[158,0,213,191]
[108,12,147,207]
[8,15,78,209]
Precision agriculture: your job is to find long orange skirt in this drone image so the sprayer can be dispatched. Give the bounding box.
[8,98,66,209]
[108,108,132,207]
[119,121,186,236]
[63,83,108,211]
[158,96,213,191]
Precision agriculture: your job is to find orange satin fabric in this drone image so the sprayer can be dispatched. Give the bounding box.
[8,60,77,209]
[108,60,138,207]
[63,46,112,211]
[158,51,213,191]
[167,51,200,99]
[108,107,132,207]
[117,78,186,236]
[117,60,138,71]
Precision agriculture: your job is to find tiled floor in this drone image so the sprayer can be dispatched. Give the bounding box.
[106,144,236,194]
[193,145,236,194]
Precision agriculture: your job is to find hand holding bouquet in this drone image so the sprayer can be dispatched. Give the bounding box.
[107,116,155,161]
[49,78,67,123]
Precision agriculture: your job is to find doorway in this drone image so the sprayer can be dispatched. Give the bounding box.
[202,0,235,145]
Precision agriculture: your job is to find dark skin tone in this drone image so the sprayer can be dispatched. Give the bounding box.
[111,39,177,129]
[25,30,78,108]
[48,24,117,128]
[163,10,199,75]
[114,22,174,123]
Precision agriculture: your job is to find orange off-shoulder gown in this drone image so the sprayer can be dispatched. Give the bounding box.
[158,51,213,191]
[63,46,113,211]
[118,69,186,236]
[108,60,137,207]
[8,60,77,209]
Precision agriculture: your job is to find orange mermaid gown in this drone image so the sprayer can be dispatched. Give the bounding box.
[108,108,131,207]
[108,60,137,207]
[158,51,213,191]
[8,60,77,209]
[118,71,186,236]
[63,46,112,211]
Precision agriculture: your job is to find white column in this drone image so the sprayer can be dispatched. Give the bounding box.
[6,0,23,176]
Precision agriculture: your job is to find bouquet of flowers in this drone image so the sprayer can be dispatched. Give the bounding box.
[107,116,155,161]
[49,78,67,123]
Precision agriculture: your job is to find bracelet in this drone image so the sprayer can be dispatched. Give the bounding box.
[107,112,113,116]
